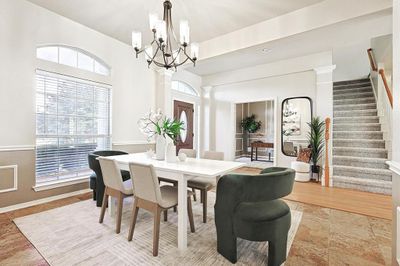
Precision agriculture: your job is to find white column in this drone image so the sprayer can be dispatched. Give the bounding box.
[200,86,214,154]
[391,1,400,265]
[155,69,174,117]
[314,65,336,187]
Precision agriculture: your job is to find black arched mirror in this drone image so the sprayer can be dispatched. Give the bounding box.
[281,97,313,157]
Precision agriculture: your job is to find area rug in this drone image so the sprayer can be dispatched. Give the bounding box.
[14,192,302,266]
[235,157,274,169]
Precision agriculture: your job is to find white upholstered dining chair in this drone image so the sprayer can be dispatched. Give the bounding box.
[128,162,195,256]
[98,157,133,234]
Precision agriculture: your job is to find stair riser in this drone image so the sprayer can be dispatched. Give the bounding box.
[333,124,381,131]
[334,104,377,111]
[334,83,371,90]
[333,132,383,140]
[333,158,388,169]
[333,149,387,158]
[334,98,375,105]
[333,92,374,100]
[333,168,392,181]
[333,140,385,149]
[333,87,372,95]
[334,117,380,124]
[334,110,377,118]
[332,181,391,195]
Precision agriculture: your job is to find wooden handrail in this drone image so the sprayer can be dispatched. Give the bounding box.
[324,117,330,187]
[367,48,378,71]
[379,69,393,108]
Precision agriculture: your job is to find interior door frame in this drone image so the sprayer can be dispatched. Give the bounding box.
[231,97,278,166]
[171,92,200,156]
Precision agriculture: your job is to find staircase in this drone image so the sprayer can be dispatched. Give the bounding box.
[332,78,392,195]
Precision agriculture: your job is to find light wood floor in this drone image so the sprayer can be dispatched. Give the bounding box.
[236,167,392,220]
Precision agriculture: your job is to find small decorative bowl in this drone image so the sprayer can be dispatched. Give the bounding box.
[178,153,187,162]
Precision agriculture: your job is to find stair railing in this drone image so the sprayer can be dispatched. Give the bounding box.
[367,48,378,71]
[324,117,331,187]
[379,69,393,108]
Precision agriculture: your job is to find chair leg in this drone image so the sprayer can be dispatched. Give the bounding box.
[187,197,195,233]
[192,188,197,201]
[116,192,124,234]
[93,188,97,200]
[128,198,139,241]
[216,227,238,264]
[164,209,168,222]
[200,190,204,203]
[174,183,178,212]
[202,190,208,223]
[153,207,161,256]
[268,235,288,266]
[99,188,109,223]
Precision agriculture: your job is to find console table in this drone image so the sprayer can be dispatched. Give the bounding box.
[250,141,274,162]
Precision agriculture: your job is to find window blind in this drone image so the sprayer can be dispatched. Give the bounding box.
[35,70,111,183]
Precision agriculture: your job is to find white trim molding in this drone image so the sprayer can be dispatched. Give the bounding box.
[112,141,155,146]
[387,161,400,176]
[33,176,89,192]
[0,145,35,152]
[0,188,91,214]
[0,165,18,193]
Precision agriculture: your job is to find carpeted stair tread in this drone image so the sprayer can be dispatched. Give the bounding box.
[334,97,376,105]
[333,116,380,124]
[333,103,377,111]
[334,109,378,118]
[332,176,391,194]
[333,139,385,148]
[333,147,387,158]
[333,123,381,131]
[333,165,392,181]
[333,91,374,100]
[333,131,383,140]
[333,87,372,95]
[333,155,388,169]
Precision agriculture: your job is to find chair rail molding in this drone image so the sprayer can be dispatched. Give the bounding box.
[0,145,35,152]
[0,165,18,193]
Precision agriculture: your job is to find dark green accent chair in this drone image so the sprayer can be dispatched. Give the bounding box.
[88,150,131,207]
[214,167,295,266]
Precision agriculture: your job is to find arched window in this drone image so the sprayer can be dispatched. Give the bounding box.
[36,45,111,76]
[171,81,198,96]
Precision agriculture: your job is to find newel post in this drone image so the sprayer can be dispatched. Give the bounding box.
[324,117,331,187]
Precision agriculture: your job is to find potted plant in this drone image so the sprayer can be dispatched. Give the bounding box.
[240,114,262,154]
[138,110,184,161]
[307,117,325,181]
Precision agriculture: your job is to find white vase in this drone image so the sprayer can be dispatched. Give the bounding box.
[155,135,166,160]
[165,142,177,163]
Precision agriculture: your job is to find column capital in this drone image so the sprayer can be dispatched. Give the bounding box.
[156,68,174,77]
[314,65,336,75]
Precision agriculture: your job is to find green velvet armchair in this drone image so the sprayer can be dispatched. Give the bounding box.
[214,167,295,266]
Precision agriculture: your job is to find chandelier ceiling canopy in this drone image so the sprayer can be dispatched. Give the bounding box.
[131,0,199,70]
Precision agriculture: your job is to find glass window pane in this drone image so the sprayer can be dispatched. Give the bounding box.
[37,47,58,63]
[59,47,77,67]
[94,61,110,76]
[78,52,94,72]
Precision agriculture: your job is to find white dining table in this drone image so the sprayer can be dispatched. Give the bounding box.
[106,152,245,250]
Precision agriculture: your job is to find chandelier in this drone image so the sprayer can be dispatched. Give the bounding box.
[131,0,199,70]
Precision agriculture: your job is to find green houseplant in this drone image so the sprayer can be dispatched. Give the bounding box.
[162,118,184,145]
[240,114,262,154]
[307,117,325,178]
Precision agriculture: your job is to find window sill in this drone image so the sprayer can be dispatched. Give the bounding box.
[33,176,89,192]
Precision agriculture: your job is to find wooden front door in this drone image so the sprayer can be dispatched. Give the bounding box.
[174,100,194,153]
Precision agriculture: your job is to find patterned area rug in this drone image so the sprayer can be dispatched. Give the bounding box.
[14,192,302,266]
[235,157,274,169]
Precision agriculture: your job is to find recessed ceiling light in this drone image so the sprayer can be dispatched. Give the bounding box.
[262,48,272,54]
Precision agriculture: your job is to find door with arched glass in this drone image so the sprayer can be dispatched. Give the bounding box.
[174,100,194,152]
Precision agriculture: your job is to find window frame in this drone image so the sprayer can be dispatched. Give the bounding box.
[35,70,112,185]
[36,45,111,76]
[171,81,199,97]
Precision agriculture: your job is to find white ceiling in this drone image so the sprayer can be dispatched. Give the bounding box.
[186,9,392,76]
[27,0,323,44]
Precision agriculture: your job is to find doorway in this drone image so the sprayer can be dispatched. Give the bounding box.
[173,100,194,152]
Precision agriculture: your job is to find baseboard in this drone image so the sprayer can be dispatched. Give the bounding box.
[0,188,91,214]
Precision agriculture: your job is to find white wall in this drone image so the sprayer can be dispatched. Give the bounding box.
[333,40,371,81]
[0,0,156,148]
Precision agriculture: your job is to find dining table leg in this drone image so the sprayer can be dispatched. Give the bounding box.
[177,173,188,250]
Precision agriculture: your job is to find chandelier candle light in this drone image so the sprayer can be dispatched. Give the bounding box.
[131,0,199,70]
